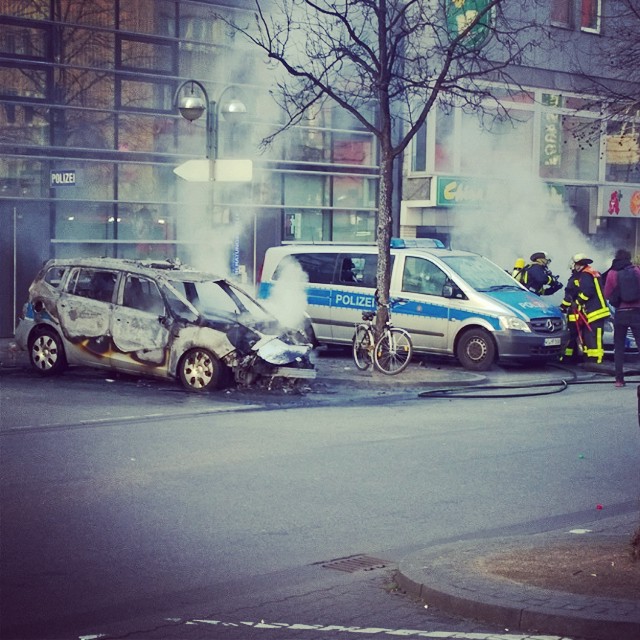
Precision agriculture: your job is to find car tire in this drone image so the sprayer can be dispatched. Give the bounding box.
[29,327,68,375]
[178,348,223,392]
[456,327,496,371]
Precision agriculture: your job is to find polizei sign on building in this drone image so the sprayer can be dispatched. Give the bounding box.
[50,170,76,187]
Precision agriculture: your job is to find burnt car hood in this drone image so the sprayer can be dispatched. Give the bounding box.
[199,311,313,365]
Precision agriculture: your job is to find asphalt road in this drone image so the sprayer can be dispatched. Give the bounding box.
[1,357,638,640]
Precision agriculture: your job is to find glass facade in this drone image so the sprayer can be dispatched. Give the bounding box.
[0,0,378,336]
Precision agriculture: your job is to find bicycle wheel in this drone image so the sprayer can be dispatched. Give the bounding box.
[352,325,374,370]
[374,327,413,375]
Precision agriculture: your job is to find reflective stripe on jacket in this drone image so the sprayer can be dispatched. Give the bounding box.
[560,265,610,323]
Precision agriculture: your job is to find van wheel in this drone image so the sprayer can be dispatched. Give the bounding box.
[456,328,496,371]
[29,328,67,375]
[178,348,222,392]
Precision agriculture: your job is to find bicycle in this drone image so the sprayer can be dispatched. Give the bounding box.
[352,298,413,375]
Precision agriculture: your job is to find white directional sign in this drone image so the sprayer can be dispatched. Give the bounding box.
[174,159,253,183]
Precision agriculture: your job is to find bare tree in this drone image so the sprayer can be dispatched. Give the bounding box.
[224,0,544,328]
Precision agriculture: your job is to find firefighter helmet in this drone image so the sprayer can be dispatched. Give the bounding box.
[530,251,550,264]
[571,253,593,269]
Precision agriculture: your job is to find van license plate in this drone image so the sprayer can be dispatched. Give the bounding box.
[544,337,561,346]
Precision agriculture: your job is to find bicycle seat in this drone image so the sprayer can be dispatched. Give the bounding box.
[362,310,375,321]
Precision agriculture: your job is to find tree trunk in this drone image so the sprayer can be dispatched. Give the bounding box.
[375,150,394,336]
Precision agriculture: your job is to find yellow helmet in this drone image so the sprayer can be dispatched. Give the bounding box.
[514,258,525,269]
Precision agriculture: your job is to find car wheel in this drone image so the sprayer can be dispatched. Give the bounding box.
[29,327,67,375]
[178,348,222,392]
[456,328,496,371]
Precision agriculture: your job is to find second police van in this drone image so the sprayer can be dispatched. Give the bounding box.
[257,239,569,371]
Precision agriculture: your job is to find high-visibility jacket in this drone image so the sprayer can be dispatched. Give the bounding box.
[560,265,611,323]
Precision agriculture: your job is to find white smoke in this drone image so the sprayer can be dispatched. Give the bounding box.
[261,258,309,329]
[448,114,615,293]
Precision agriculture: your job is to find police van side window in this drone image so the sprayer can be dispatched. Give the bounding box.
[275,253,337,284]
[402,257,447,296]
[337,254,379,288]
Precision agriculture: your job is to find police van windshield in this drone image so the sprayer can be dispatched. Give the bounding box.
[440,255,520,291]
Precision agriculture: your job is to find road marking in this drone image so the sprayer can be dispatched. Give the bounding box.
[176,618,573,639]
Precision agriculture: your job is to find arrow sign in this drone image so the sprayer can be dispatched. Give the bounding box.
[174,159,253,183]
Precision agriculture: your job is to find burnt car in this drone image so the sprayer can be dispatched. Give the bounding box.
[15,258,316,392]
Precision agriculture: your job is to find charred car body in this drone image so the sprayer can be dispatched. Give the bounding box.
[15,258,316,392]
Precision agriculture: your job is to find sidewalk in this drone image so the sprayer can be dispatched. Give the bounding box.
[2,336,638,639]
[397,510,640,640]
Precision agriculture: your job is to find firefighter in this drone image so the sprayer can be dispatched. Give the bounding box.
[517,251,562,296]
[560,253,611,364]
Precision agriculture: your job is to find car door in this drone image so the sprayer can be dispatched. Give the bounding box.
[111,274,171,372]
[396,255,450,351]
[329,252,379,344]
[56,267,118,366]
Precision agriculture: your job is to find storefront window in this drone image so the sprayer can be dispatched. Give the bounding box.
[435,107,455,173]
[118,113,174,152]
[333,175,376,208]
[283,209,331,242]
[331,210,375,242]
[0,64,46,99]
[55,108,114,150]
[333,132,374,166]
[606,121,640,183]
[120,0,175,36]
[0,21,47,57]
[0,104,48,146]
[118,36,175,73]
[539,112,600,181]
[119,79,174,111]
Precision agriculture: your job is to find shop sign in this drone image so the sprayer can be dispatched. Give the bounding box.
[436,176,566,208]
[436,176,491,206]
[540,94,563,169]
[50,170,76,187]
[604,185,640,217]
[444,0,494,49]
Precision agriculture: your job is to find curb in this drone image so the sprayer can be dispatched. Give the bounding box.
[396,535,640,640]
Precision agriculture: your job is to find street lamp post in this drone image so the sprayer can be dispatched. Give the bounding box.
[174,80,249,277]
[174,79,248,164]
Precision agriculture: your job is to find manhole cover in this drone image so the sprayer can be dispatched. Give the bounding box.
[317,554,390,573]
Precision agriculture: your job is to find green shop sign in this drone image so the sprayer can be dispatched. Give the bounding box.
[436,176,565,208]
[445,0,494,49]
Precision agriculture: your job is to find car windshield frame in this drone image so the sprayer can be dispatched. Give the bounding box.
[165,278,274,322]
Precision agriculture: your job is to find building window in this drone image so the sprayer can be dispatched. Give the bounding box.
[605,121,640,183]
[581,0,601,32]
[411,121,427,173]
[117,35,175,73]
[550,0,573,27]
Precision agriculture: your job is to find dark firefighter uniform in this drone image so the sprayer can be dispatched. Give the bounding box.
[518,251,563,296]
[560,253,611,363]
